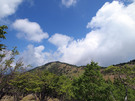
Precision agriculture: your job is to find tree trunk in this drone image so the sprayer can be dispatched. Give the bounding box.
[40,92,46,101]
[0,91,6,100]
[33,93,38,101]
[14,93,19,101]
[119,75,128,101]
[124,86,128,101]
[110,91,116,101]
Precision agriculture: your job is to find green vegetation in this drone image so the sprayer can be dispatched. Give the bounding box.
[31,61,84,79]
[1,25,135,101]
[72,61,112,101]
[0,25,8,50]
[0,25,28,101]
[104,64,135,101]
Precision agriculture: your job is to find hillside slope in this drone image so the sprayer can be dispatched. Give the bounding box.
[30,61,85,78]
[30,59,135,79]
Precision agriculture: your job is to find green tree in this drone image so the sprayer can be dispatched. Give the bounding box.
[10,70,73,101]
[0,25,8,50]
[0,47,27,101]
[9,72,42,101]
[72,61,113,101]
[0,25,8,84]
[36,70,57,101]
[105,65,135,101]
[0,25,27,100]
[53,75,73,100]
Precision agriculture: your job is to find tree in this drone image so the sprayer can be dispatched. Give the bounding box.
[0,25,27,100]
[105,65,135,101]
[0,25,8,50]
[0,25,11,99]
[36,70,57,101]
[0,25,8,84]
[10,69,73,101]
[9,72,42,101]
[72,61,113,101]
[53,75,73,100]
[33,70,73,101]
[0,47,27,101]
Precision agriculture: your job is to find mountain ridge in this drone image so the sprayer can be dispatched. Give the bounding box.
[29,59,135,79]
[30,61,85,78]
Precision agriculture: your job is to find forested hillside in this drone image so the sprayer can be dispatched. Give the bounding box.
[30,61,85,78]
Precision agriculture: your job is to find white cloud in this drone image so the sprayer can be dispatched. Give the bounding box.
[21,44,61,67]
[21,45,49,66]
[16,0,135,67]
[62,0,77,7]
[0,49,20,70]
[48,33,73,47]
[12,19,49,42]
[49,1,135,66]
[0,0,23,19]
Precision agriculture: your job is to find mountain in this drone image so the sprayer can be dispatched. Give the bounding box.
[113,59,135,66]
[30,61,85,78]
[29,59,135,79]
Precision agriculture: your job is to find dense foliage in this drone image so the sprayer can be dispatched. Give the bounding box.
[0,25,8,50]
[72,61,112,101]
[0,25,27,101]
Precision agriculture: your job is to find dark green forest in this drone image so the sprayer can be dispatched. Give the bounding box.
[1,25,135,101]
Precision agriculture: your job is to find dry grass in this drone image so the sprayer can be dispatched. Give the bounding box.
[1,95,60,101]
[21,94,38,101]
[0,95,14,101]
[103,75,115,82]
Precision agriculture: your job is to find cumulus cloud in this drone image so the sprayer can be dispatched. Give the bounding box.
[18,1,135,67]
[48,33,73,47]
[62,0,77,7]
[0,0,23,19]
[12,19,49,42]
[49,1,135,66]
[21,45,52,66]
[21,44,63,67]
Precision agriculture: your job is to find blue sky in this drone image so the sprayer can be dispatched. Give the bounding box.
[1,0,135,67]
[1,0,110,50]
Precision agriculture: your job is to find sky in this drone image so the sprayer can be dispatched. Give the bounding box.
[0,0,135,67]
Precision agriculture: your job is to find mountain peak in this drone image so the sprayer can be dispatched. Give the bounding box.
[30,61,84,78]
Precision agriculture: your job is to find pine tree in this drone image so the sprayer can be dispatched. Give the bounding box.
[72,61,113,101]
